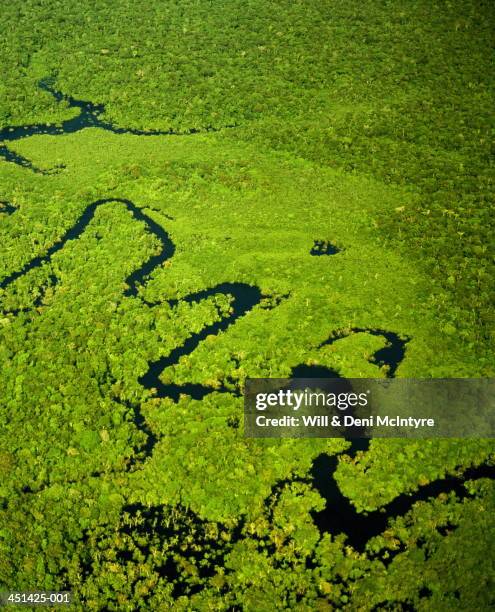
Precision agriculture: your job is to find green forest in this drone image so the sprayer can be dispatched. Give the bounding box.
[0,0,493,609]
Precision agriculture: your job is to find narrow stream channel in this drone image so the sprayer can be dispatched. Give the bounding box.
[1,82,491,561]
[0,77,237,173]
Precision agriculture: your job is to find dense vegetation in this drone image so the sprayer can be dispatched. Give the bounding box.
[0,1,493,609]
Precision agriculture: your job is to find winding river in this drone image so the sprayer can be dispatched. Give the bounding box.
[0,77,236,173]
[0,196,406,452]
[0,80,492,560]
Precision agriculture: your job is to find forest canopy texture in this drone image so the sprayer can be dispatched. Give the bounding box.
[0,1,494,610]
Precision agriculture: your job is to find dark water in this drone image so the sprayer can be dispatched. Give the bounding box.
[319,327,409,378]
[312,453,495,554]
[0,197,173,291]
[310,239,340,256]
[139,282,262,401]
[4,195,489,537]
[292,326,409,380]
[0,195,409,464]
[0,77,237,173]
[0,197,266,462]
[0,200,17,215]
[3,194,493,584]
[2,93,491,562]
[0,143,52,174]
